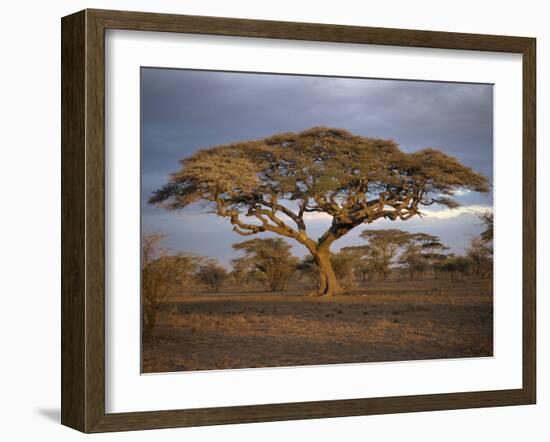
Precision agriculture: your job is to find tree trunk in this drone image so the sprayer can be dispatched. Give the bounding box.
[312,250,342,296]
[142,302,156,342]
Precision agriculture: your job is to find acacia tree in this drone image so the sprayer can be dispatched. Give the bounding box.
[339,246,375,282]
[468,210,494,279]
[197,260,228,292]
[356,229,413,281]
[478,211,494,243]
[150,127,489,296]
[399,233,448,280]
[232,238,298,292]
[466,210,494,279]
[467,238,493,279]
[229,258,255,287]
[344,230,445,281]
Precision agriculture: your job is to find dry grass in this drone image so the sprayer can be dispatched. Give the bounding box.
[142,279,493,373]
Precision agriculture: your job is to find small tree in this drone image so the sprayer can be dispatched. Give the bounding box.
[399,233,448,280]
[400,247,429,280]
[465,210,494,280]
[357,229,413,281]
[197,260,228,292]
[340,246,375,282]
[232,238,298,292]
[141,233,199,340]
[151,127,489,296]
[467,237,493,279]
[229,257,255,287]
[479,211,494,243]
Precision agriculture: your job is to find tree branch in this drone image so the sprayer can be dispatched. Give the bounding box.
[316,193,420,250]
[257,196,306,232]
[215,194,314,247]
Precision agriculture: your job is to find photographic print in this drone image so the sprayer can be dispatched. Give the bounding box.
[141,68,494,373]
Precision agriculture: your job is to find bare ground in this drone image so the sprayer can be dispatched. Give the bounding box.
[142,280,493,373]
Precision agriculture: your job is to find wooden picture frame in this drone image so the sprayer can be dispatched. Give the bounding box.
[61,8,536,433]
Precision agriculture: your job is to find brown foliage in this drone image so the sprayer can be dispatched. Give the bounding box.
[478,211,494,243]
[467,238,493,279]
[196,260,228,292]
[141,233,200,340]
[232,238,298,292]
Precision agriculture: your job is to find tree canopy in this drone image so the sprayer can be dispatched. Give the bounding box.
[357,229,413,281]
[197,260,228,292]
[151,127,489,296]
[343,229,447,281]
[398,233,448,280]
[232,238,298,292]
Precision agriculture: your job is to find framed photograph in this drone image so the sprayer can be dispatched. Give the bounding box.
[61,9,536,433]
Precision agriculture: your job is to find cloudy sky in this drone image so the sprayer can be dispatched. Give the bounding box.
[141,68,493,266]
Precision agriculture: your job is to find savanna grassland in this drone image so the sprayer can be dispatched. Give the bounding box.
[142,127,495,373]
[142,279,493,373]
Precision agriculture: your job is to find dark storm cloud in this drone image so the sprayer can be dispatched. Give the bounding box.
[141,68,493,263]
